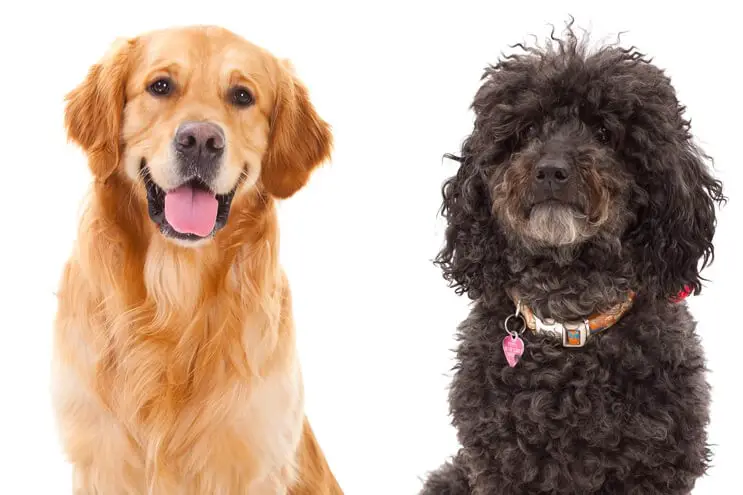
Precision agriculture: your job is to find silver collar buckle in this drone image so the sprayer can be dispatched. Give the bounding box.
[533,316,589,348]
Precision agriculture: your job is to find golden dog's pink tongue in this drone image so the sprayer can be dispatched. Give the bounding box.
[164,185,218,237]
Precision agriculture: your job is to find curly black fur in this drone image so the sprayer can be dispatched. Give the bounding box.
[422,23,725,495]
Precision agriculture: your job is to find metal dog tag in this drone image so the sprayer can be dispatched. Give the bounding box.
[502,333,525,367]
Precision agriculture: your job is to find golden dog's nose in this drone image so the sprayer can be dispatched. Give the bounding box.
[175,121,225,161]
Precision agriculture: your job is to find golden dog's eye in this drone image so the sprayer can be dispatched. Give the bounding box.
[148,78,173,97]
[230,86,254,107]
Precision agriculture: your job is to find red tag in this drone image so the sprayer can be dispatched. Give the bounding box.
[502,334,525,367]
[671,285,693,303]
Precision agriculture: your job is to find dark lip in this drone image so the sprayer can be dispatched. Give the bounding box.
[533,199,568,206]
[527,199,584,217]
[140,161,238,241]
[531,198,579,208]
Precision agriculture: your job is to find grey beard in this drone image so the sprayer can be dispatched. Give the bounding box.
[525,204,590,246]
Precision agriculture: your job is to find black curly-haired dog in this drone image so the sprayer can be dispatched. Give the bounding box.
[421,26,725,495]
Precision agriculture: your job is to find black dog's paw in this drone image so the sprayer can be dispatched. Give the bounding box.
[420,454,471,495]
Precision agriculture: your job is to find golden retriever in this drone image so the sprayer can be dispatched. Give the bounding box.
[52,25,341,494]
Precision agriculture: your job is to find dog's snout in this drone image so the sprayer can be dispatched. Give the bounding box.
[174,121,225,167]
[532,158,574,202]
[534,160,571,185]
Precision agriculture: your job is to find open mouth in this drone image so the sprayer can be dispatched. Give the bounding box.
[142,163,237,241]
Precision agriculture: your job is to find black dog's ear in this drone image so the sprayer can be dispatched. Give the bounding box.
[629,141,724,300]
[435,137,509,300]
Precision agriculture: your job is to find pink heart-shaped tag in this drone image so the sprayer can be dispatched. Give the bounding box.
[502,334,525,367]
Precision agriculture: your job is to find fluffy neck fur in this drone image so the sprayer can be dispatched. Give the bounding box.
[500,237,635,322]
[74,174,291,465]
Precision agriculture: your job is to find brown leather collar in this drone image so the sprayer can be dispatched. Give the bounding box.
[509,291,636,347]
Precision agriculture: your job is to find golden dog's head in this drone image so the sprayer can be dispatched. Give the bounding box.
[65,26,331,245]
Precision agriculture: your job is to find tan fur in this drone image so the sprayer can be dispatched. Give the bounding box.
[53,26,341,494]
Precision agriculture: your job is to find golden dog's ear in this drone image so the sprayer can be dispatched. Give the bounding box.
[64,38,134,180]
[261,62,332,198]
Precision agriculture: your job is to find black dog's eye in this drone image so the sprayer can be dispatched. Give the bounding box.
[230,86,254,107]
[596,126,611,144]
[523,124,537,138]
[148,78,174,97]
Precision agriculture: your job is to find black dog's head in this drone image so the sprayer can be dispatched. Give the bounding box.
[437,27,724,304]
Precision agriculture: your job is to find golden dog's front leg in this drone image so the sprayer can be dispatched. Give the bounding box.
[72,464,141,495]
[247,471,290,495]
[289,419,343,495]
[71,466,97,495]
[248,419,342,495]
[53,262,146,495]
[54,369,145,495]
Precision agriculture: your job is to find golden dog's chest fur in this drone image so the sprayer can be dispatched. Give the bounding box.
[53,193,337,494]
[52,26,340,494]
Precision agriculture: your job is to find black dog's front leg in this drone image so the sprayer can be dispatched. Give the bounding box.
[420,451,472,495]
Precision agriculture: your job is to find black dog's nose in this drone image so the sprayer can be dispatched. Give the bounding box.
[534,160,571,189]
[174,121,225,167]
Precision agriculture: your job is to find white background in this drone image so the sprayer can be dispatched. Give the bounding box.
[0,1,741,493]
